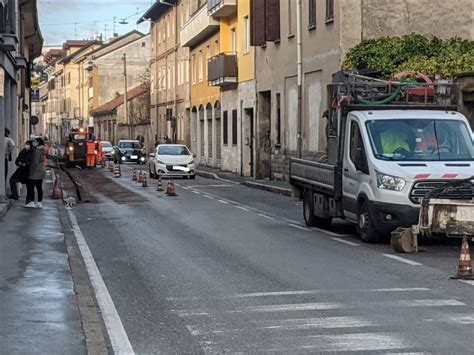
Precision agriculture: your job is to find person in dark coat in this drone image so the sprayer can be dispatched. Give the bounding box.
[25,138,46,208]
[8,140,33,200]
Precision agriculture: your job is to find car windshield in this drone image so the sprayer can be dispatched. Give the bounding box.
[119,142,140,149]
[74,134,87,140]
[158,146,190,156]
[366,119,474,161]
[101,141,112,147]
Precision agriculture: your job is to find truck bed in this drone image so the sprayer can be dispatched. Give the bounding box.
[289,157,337,195]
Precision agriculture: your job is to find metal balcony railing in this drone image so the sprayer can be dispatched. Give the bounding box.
[207,0,237,17]
[207,52,237,87]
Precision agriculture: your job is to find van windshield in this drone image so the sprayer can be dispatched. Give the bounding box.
[365,119,474,161]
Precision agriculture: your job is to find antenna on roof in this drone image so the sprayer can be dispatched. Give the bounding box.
[119,19,128,25]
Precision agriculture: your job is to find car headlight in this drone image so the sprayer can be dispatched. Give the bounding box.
[121,156,126,161]
[68,146,74,152]
[376,171,406,191]
[140,156,146,161]
[156,159,165,165]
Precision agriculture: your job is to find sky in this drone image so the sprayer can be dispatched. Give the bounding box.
[38,0,155,47]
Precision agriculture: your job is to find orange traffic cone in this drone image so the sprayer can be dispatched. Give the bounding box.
[451,236,474,280]
[132,169,137,181]
[137,170,143,183]
[166,178,177,196]
[109,161,114,172]
[156,176,164,192]
[142,173,148,188]
[114,164,121,178]
[51,177,62,199]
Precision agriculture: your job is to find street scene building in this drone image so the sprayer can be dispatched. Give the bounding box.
[2,0,474,354]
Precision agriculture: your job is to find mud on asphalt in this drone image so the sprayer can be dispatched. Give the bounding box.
[57,165,144,205]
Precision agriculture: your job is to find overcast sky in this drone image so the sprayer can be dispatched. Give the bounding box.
[38,0,154,46]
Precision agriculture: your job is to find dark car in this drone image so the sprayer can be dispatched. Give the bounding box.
[112,140,146,164]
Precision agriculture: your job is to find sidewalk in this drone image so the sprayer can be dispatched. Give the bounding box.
[196,165,292,196]
[0,175,86,354]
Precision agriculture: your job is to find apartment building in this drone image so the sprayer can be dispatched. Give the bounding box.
[139,0,191,147]
[252,0,474,180]
[180,1,221,166]
[207,0,256,176]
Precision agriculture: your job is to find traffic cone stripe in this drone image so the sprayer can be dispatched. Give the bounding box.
[452,237,474,280]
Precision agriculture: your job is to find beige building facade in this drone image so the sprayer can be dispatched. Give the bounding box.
[253,0,474,180]
[139,0,191,148]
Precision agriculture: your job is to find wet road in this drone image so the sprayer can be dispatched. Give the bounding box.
[64,165,474,354]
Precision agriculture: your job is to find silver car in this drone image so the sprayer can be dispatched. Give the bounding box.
[149,144,196,179]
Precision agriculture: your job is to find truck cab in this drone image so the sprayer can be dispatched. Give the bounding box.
[342,109,474,241]
[290,73,474,243]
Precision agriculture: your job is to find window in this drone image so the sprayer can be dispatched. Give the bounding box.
[308,0,316,29]
[287,0,294,36]
[185,59,189,83]
[223,111,228,145]
[67,72,71,84]
[230,28,236,52]
[349,121,364,164]
[198,50,203,82]
[141,41,146,47]
[243,16,250,54]
[276,93,281,145]
[192,54,196,83]
[325,0,334,22]
[232,110,238,145]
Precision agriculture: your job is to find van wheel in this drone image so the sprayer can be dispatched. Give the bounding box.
[303,190,332,228]
[357,201,380,243]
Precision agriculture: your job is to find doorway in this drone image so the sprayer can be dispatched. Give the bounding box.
[242,108,254,177]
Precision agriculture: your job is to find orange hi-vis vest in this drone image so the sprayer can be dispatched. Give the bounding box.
[87,141,96,155]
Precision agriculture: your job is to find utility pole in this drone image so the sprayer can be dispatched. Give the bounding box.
[296,0,303,158]
[74,22,77,39]
[123,53,129,138]
[104,24,108,42]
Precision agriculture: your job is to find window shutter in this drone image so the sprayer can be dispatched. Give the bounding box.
[250,0,266,46]
[265,0,280,42]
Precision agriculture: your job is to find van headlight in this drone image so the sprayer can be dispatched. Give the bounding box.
[376,171,406,191]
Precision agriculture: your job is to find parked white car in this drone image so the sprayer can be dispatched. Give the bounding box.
[149,144,196,179]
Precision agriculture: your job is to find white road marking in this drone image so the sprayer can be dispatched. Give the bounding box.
[232,288,429,298]
[279,333,410,353]
[258,213,274,220]
[187,184,234,188]
[218,200,228,204]
[192,190,200,195]
[331,237,361,246]
[235,206,249,212]
[383,254,422,266]
[392,299,466,307]
[181,186,188,190]
[239,302,345,313]
[460,280,474,286]
[203,195,214,199]
[288,223,311,232]
[67,211,134,355]
[310,226,352,237]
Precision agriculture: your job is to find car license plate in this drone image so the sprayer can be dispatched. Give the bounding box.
[131,155,138,159]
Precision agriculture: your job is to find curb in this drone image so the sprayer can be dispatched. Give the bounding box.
[0,199,14,221]
[196,169,292,196]
[241,181,292,196]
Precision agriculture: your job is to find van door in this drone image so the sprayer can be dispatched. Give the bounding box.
[342,117,370,219]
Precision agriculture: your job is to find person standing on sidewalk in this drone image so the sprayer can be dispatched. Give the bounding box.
[4,128,15,181]
[25,138,46,209]
[8,141,33,200]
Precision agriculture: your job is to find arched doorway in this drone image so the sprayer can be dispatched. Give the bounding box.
[191,107,197,155]
[198,105,205,161]
[214,101,221,166]
[206,103,213,162]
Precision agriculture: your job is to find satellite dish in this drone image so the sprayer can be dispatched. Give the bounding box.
[119,19,128,25]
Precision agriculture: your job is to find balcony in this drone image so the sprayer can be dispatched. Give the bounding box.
[207,53,237,87]
[208,0,237,17]
[180,5,219,47]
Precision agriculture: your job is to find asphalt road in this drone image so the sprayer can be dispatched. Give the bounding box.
[63,164,474,354]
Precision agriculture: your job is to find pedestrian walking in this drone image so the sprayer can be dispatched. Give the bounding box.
[4,128,15,181]
[8,140,33,200]
[25,138,46,209]
[86,138,95,168]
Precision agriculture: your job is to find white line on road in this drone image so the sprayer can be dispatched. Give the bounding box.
[392,299,466,307]
[460,280,474,287]
[218,200,229,204]
[310,226,352,237]
[288,223,311,232]
[192,190,200,195]
[235,206,249,212]
[382,254,422,266]
[258,213,275,220]
[67,211,134,355]
[231,288,429,298]
[331,237,361,247]
[203,195,214,199]
[181,186,188,190]
[238,302,345,313]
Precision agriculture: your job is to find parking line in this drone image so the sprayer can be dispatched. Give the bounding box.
[331,237,360,247]
[288,223,311,232]
[192,191,200,195]
[382,254,422,266]
[203,195,214,199]
[235,206,249,212]
[218,200,229,204]
[310,226,350,238]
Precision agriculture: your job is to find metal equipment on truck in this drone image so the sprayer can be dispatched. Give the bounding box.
[289,71,474,247]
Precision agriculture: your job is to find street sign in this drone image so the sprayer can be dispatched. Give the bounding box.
[31,116,39,125]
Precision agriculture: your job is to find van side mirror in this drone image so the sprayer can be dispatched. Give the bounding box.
[354,148,369,174]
